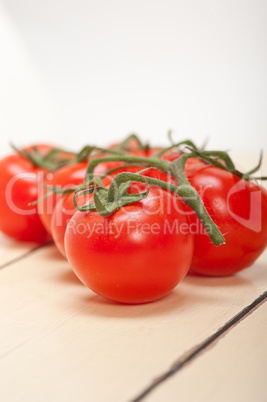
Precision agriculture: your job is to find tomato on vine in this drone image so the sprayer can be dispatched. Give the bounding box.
[38,161,88,234]
[65,183,194,304]
[0,144,59,242]
[187,165,267,276]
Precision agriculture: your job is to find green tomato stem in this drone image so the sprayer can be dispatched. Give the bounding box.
[107,168,225,246]
[154,140,198,158]
[85,155,169,182]
[86,153,225,246]
[168,153,225,246]
[118,133,144,150]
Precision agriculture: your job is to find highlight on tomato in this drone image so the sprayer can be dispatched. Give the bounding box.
[1,133,267,305]
[39,151,125,236]
[187,165,267,276]
[62,138,267,299]
[51,187,96,258]
[65,183,194,304]
[37,161,88,235]
[51,165,177,258]
[0,143,67,242]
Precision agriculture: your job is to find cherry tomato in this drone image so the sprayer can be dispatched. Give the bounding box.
[0,145,53,242]
[38,162,88,234]
[51,165,176,257]
[50,167,142,257]
[39,153,125,234]
[65,184,194,304]
[51,191,93,257]
[187,166,267,276]
[51,194,76,257]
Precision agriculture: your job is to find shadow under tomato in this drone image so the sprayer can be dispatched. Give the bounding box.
[68,284,221,319]
[42,244,83,285]
[44,243,66,261]
[183,271,252,288]
[55,269,83,285]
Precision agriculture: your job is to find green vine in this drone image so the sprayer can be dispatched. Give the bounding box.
[28,134,266,248]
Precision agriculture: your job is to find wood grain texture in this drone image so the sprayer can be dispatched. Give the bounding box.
[143,300,267,402]
[0,152,266,402]
[0,232,46,268]
[0,245,266,402]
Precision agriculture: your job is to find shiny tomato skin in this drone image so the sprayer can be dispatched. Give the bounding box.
[51,191,91,257]
[0,146,53,242]
[51,166,173,258]
[40,157,124,235]
[51,166,155,257]
[65,185,194,304]
[187,166,267,276]
[38,162,88,234]
[51,194,74,257]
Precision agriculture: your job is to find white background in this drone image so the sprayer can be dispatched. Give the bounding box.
[0,0,266,156]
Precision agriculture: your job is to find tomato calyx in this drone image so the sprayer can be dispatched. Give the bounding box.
[115,133,145,151]
[11,143,76,171]
[75,153,225,247]
[25,133,266,249]
[29,184,81,206]
[85,154,170,182]
[83,152,228,246]
[168,154,226,247]
[73,173,150,217]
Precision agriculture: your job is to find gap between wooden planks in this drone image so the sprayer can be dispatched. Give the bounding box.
[0,151,266,402]
[0,232,51,269]
[130,292,267,402]
[142,300,267,402]
[0,244,266,402]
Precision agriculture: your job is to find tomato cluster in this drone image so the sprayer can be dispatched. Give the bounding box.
[0,136,266,304]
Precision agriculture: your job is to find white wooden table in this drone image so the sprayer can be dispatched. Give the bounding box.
[1,153,267,402]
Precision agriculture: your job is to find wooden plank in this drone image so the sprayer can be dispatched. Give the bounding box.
[143,300,267,402]
[0,246,266,402]
[0,232,46,268]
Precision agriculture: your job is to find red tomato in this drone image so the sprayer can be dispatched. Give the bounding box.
[38,162,88,234]
[50,168,141,257]
[0,145,53,242]
[161,150,206,171]
[39,155,125,235]
[161,150,183,161]
[51,194,75,257]
[51,191,92,257]
[51,165,177,257]
[65,184,194,304]
[187,166,267,276]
